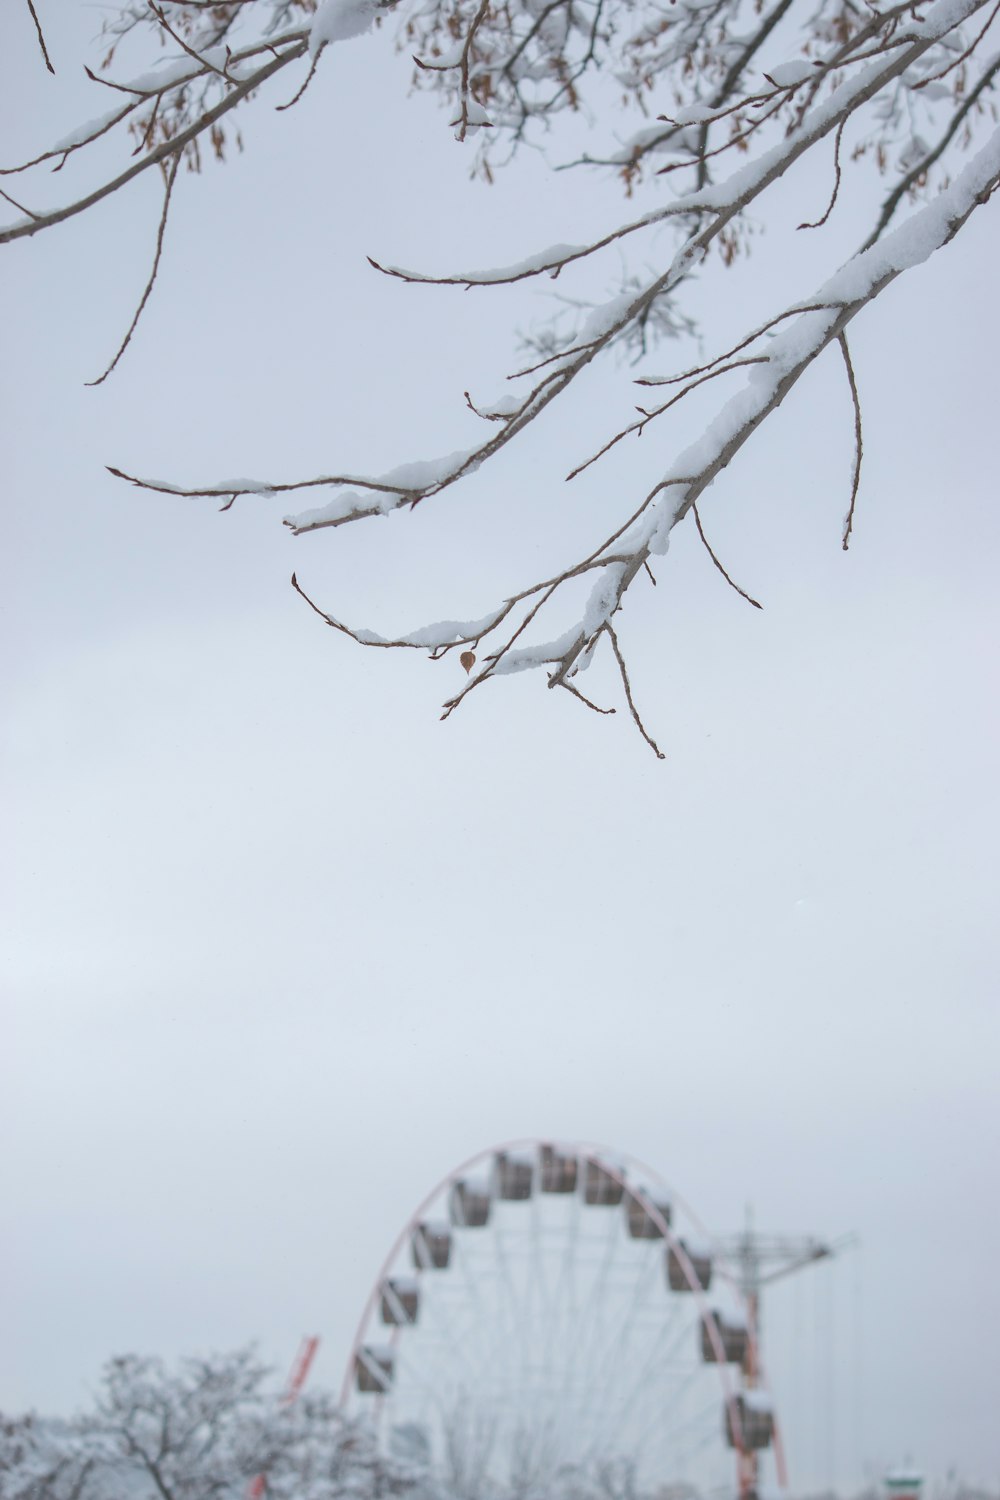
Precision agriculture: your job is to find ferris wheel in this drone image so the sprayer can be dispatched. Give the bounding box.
[342,1140,783,1497]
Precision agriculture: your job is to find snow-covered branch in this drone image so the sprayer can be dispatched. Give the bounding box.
[6,0,999,751]
[274,115,999,750]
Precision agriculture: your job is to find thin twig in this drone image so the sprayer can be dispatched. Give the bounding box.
[558,680,617,715]
[507,338,603,382]
[607,625,665,759]
[133,94,162,157]
[83,64,161,96]
[798,117,847,230]
[692,504,763,608]
[0,185,40,220]
[838,332,863,549]
[636,304,834,386]
[566,356,769,481]
[277,47,323,110]
[26,0,54,73]
[148,1,234,83]
[464,389,517,422]
[87,153,181,386]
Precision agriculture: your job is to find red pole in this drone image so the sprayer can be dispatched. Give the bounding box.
[247,1337,320,1498]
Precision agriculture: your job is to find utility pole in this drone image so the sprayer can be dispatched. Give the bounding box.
[718,1207,855,1499]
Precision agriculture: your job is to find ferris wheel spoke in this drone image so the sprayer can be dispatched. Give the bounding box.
[453,1228,519,1402]
[626,1325,704,1434]
[569,1194,650,1416]
[440,1397,501,1494]
[392,1296,482,1407]
[390,1336,470,1430]
[621,1346,719,1469]
[491,1209,537,1427]
[572,1241,665,1439]
[524,1189,550,1385]
[648,1392,729,1475]
[537,1186,582,1397]
[450,1215,523,1409]
[583,1298,704,1468]
[556,1193,622,1411]
[589,1237,668,1397]
[399,1240,514,1426]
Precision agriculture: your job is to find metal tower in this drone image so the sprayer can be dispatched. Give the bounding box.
[718,1208,855,1498]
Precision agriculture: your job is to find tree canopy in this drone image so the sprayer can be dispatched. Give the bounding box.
[0,1348,418,1499]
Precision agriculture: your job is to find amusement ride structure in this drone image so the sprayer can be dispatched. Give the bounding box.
[339,1140,844,1498]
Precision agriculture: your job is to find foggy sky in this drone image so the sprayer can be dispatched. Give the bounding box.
[1,4,998,1493]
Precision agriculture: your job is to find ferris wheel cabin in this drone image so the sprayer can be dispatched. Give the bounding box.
[449,1176,492,1227]
[625,1187,673,1238]
[583,1154,626,1205]
[380,1277,419,1326]
[539,1142,579,1192]
[700,1308,750,1364]
[410,1220,451,1270]
[494,1150,534,1200]
[355,1344,394,1393]
[667,1237,714,1291]
[724,1391,774,1451]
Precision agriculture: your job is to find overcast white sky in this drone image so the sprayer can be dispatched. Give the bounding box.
[1,4,998,1494]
